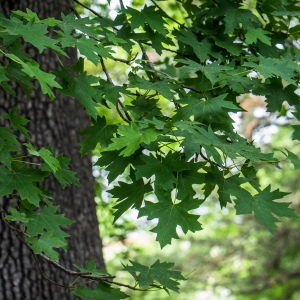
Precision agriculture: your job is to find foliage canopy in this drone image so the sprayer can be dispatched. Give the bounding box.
[1,0,300,298]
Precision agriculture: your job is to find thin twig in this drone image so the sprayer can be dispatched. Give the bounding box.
[100,57,131,122]
[2,213,165,292]
[73,0,104,20]
[105,279,162,291]
[150,0,183,27]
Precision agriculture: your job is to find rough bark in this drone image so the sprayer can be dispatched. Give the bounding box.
[0,1,105,299]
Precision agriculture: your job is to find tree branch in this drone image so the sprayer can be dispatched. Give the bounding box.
[1,208,167,292]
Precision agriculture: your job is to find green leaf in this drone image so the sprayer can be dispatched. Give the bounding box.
[123,260,186,292]
[41,153,80,188]
[72,282,128,300]
[245,28,271,45]
[110,172,152,221]
[95,150,142,183]
[0,16,58,53]
[5,54,61,100]
[124,5,167,35]
[98,79,128,105]
[135,152,186,190]
[59,13,96,36]
[205,166,247,208]
[79,116,117,155]
[177,162,206,200]
[139,189,203,247]
[54,69,102,119]
[128,73,179,100]
[73,260,108,277]
[285,149,300,169]
[178,31,220,62]
[1,106,30,138]
[228,186,296,233]
[25,204,74,244]
[174,94,240,123]
[292,125,300,141]
[254,78,298,112]
[223,6,260,34]
[107,122,159,156]
[0,166,48,205]
[0,127,20,168]
[59,34,113,66]
[25,144,61,173]
[177,59,233,85]
[26,231,67,261]
[243,57,297,85]
[5,208,33,223]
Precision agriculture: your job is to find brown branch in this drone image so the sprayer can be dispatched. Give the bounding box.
[1,209,114,284]
[2,207,169,293]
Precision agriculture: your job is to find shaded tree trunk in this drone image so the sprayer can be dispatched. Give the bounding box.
[0,1,105,299]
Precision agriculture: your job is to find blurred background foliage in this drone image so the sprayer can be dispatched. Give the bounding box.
[76,0,300,298]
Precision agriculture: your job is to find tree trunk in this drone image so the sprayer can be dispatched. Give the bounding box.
[0,1,105,299]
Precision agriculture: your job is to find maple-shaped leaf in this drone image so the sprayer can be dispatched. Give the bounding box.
[98,79,128,105]
[245,28,271,45]
[59,13,97,36]
[177,162,206,200]
[124,5,167,35]
[143,25,174,55]
[41,153,80,188]
[205,165,247,207]
[0,127,21,169]
[135,152,187,190]
[126,96,160,119]
[213,35,243,56]
[12,9,61,26]
[73,260,108,277]
[0,16,59,53]
[173,93,240,123]
[128,73,178,100]
[123,260,186,292]
[25,204,74,245]
[0,166,48,205]
[109,173,152,221]
[107,122,159,156]
[292,125,300,141]
[243,57,297,85]
[5,54,61,100]
[177,59,232,85]
[58,32,113,66]
[55,69,102,119]
[139,189,203,248]
[223,6,260,34]
[178,30,221,62]
[79,116,117,156]
[253,78,298,112]
[26,231,67,261]
[285,149,300,169]
[227,186,297,233]
[25,143,61,173]
[1,106,30,139]
[72,282,128,300]
[95,150,142,183]
[5,207,33,223]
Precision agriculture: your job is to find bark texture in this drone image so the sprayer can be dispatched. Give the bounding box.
[0,1,105,299]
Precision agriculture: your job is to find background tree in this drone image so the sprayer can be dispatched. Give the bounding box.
[0,1,105,300]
